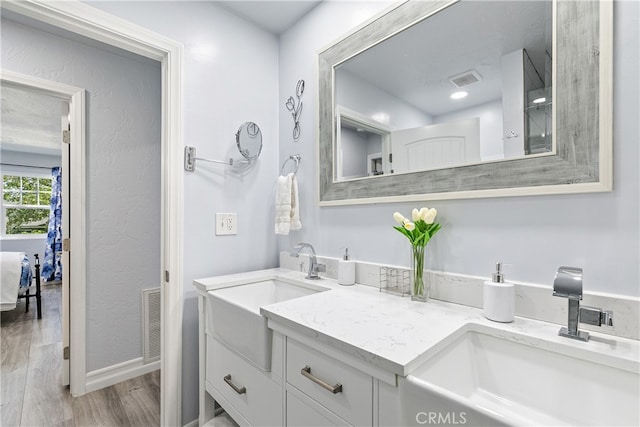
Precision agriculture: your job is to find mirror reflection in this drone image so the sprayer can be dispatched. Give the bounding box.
[335,0,552,180]
[236,121,263,161]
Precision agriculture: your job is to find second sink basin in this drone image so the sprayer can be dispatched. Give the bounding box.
[207,278,326,371]
[400,323,639,426]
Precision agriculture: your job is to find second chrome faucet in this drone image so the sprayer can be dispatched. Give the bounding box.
[552,266,613,342]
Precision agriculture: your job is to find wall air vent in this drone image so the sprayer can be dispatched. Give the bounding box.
[449,69,483,88]
[143,288,161,364]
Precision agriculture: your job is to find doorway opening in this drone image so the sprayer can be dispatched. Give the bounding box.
[0,71,85,393]
[1,2,185,424]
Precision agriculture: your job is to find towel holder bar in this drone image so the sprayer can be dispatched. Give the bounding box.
[184,146,245,171]
[281,154,301,176]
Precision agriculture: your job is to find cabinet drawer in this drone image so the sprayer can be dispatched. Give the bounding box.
[286,339,373,426]
[286,390,349,426]
[207,336,282,426]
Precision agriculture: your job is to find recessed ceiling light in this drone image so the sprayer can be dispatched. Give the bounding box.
[533,97,546,104]
[450,91,468,100]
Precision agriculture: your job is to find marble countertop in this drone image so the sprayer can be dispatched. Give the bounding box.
[194,268,640,378]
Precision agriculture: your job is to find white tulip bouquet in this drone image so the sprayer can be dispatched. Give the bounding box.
[393,207,441,246]
[393,207,441,300]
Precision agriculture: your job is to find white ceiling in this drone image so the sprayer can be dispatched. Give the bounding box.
[338,0,552,117]
[1,84,63,155]
[216,1,322,35]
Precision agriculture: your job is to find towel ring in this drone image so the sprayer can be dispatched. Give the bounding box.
[280,154,301,175]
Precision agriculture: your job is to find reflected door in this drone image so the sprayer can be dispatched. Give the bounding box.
[390,118,481,173]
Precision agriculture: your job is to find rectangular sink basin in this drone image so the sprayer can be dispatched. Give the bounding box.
[207,279,325,371]
[400,323,639,426]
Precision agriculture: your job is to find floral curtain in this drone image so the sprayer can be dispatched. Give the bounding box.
[42,167,62,282]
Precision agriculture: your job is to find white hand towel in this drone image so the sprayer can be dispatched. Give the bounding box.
[275,174,293,235]
[275,173,302,235]
[290,174,301,231]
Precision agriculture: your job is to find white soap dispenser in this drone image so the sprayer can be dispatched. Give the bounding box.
[483,262,514,322]
[338,248,355,286]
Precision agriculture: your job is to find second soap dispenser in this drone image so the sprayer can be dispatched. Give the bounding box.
[483,262,514,322]
[338,248,355,286]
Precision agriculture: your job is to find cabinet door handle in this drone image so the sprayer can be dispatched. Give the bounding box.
[223,374,246,395]
[301,365,342,394]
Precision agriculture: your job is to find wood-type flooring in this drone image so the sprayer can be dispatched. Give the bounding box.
[1,284,160,426]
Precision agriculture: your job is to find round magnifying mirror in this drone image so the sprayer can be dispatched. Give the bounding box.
[236,122,263,161]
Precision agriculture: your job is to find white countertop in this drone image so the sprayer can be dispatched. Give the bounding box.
[194,268,640,378]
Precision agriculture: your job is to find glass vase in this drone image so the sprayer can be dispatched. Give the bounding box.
[410,244,428,302]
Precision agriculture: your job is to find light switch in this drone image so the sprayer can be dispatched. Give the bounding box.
[215,213,237,235]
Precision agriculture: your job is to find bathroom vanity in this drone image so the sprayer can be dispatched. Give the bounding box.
[194,269,639,427]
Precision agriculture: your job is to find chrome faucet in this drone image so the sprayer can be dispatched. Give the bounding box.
[552,266,613,342]
[290,243,326,280]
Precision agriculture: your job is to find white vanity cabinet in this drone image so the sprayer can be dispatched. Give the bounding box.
[197,269,640,427]
[199,289,397,427]
[194,271,404,427]
[198,293,285,427]
[286,389,347,426]
[284,338,374,426]
[205,335,283,426]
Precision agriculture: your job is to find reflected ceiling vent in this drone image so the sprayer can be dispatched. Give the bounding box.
[449,69,483,88]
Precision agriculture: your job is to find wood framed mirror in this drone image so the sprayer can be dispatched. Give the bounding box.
[317,0,612,205]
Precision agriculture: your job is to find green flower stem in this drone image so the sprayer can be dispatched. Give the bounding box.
[412,244,426,297]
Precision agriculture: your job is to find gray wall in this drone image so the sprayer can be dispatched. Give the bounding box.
[0,150,61,168]
[341,127,369,178]
[1,18,162,371]
[88,2,281,424]
[279,1,639,297]
[337,68,432,129]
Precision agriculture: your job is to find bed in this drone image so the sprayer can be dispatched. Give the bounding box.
[1,252,42,319]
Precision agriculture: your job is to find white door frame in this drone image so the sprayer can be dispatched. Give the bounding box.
[1,2,185,426]
[1,69,86,393]
[60,89,71,388]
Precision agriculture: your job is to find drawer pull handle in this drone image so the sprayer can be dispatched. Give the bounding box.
[223,374,246,395]
[301,365,342,394]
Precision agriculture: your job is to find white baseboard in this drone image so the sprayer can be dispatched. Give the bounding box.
[183,419,198,427]
[85,357,160,393]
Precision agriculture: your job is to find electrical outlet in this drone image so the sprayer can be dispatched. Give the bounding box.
[215,213,237,235]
